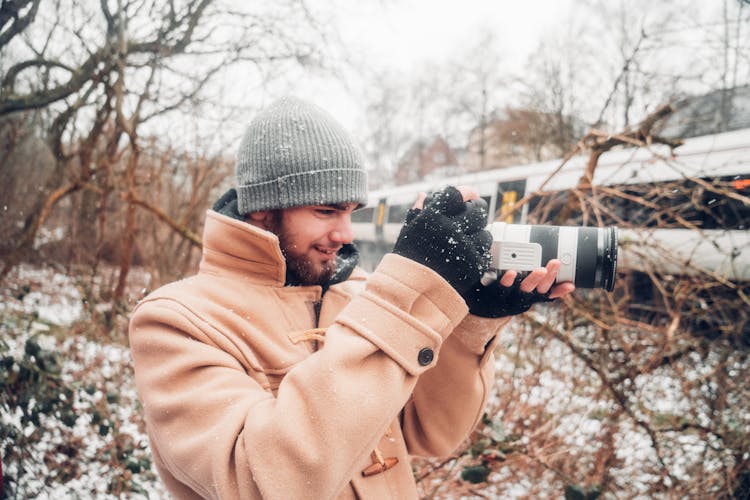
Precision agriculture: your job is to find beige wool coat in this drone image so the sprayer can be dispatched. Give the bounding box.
[129,210,507,499]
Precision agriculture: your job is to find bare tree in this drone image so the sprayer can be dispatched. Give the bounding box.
[0,0,337,299]
[444,30,507,172]
[357,69,413,189]
[515,15,597,136]
[413,110,750,497]
[409,3,750,495]
[355,29,511,182]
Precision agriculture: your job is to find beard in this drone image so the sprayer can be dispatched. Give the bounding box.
[268,211,337,286]
[282,241,337,286]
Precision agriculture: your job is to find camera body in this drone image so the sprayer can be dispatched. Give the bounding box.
[488,222,618,291]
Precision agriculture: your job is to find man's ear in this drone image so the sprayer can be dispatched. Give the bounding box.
[246,210,274,231]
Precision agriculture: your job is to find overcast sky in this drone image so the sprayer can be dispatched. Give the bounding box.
[183,1,748,159]
[297,0,576,129]
[335,0,573,71]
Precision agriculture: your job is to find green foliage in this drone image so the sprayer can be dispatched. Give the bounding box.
[461,464,491,484]
[15,284,31,301]
[484,413,506,442]
[1,332,79,495]
[565,484,601,500]
[460,413,517,486]
[0,336,75,431]
[0,311,158,497]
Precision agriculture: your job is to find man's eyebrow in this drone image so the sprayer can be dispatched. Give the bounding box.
[321,203,354,211]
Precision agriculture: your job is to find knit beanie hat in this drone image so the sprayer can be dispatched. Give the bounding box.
[235,96,368,214]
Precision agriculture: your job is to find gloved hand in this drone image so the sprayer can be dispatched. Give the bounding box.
[464,273,555,318]
[392,186,492,298]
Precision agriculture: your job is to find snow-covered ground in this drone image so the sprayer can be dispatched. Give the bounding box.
[0,264,168,499]
[1,264,746,498]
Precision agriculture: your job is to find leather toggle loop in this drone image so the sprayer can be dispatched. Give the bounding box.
[361,449,399,477]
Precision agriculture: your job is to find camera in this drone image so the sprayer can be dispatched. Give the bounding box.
[487,222,618,291]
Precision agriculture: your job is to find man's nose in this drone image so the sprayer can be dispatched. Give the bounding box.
[331,216,354,244]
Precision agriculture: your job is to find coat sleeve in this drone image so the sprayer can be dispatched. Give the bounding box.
[402,313,510,457]
[128,254,468,500]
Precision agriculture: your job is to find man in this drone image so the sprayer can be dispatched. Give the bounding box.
[129,97,573,499]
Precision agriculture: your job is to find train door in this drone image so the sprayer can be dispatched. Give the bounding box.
[494,179,527,223]
[374,198,387,243]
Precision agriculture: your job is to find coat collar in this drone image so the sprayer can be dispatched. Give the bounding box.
[199,210,288,286]
[199,210,364,288]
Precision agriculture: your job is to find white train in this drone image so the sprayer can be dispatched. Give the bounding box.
[352,128,750,282]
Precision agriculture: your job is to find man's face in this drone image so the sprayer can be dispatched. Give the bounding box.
[269,203,358,286]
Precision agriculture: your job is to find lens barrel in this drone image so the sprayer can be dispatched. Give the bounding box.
[600,226,618,292]
[489,223,619,290]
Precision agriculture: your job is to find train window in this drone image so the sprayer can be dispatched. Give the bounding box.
[526,190,574,224]
[521,173,750,230]
[351,206,374,223]
[526,174,750,229]
[599,174,750,230]
[387,203,411,224]
[697,174,750,229]
[495,180,526,223]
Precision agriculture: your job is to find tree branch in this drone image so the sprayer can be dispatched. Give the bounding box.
[0,0,40,49]
[125,191,202,247]
[0,46,110,115]
[2,58,77,90]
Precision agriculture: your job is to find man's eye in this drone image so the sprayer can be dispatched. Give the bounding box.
[316,209,335,216]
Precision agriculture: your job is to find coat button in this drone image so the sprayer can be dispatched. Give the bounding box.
[417,348,434,366]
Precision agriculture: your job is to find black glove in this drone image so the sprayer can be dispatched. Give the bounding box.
[392,186,492,298]
[464,274,555,318]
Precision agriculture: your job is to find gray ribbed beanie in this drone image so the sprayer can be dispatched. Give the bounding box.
[235,96,368,214]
